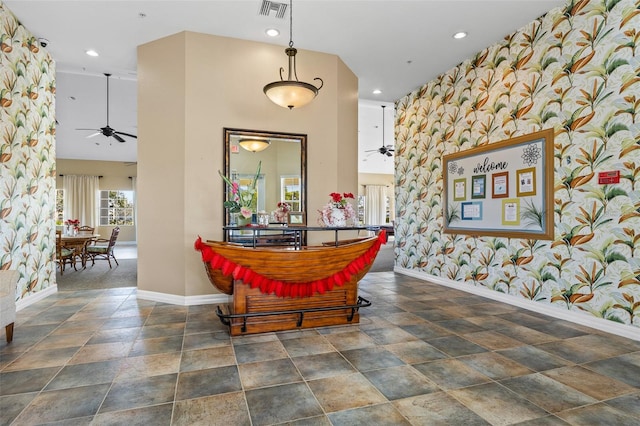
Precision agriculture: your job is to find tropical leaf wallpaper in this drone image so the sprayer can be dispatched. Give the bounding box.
[0,3,56,300]
[395,0,640,330]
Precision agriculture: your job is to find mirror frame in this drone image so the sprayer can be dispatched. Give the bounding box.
[223,127,307,227]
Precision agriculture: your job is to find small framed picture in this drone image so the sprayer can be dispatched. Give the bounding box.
[289,212,304,225]
[461,201,483,220]
[453,178,467,201]
[502,199,520,225]
[516,167,536,197]
[492,172,509,198]
[471,175,486,199]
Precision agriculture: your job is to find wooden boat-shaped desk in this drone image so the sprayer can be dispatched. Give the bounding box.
[194,231,385,336]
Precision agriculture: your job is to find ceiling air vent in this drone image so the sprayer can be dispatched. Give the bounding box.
[258,0,288,19]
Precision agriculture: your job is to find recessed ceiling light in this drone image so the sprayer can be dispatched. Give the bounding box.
[265,28,279,37]
[85,49,99,57]
[372,89,382,95]
[453,31,467,39]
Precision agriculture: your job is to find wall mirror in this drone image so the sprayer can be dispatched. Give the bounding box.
[223,127,307,226]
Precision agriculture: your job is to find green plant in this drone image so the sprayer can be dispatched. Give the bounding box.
[219,161,261,218]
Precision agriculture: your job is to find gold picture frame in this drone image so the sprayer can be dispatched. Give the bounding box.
[442,128,554,240]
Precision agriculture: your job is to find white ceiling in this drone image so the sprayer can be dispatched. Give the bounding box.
[6,0,564,173]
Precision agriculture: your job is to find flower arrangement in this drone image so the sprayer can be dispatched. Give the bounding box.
[219,162,262,220]
[64,219,79,227]
[63,219,80,236]
[318,192,356,226]
[273,201,290,223]
[329,192,354,209]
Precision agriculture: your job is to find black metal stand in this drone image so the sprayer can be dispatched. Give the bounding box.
[215,296,372,333]
[222,225,382,248]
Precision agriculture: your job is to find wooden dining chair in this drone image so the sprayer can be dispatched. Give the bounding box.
[74,226,96,267]
[86,227,120,268]
[78,225,95,234]
[56,230,76,274]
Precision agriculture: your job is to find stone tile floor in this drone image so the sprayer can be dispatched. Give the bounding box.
[1,272,639,425]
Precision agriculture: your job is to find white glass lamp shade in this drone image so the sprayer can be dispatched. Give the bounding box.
[263,81,319,110]
[239,139,270,153]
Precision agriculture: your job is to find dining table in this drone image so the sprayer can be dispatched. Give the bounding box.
[61,233,99,268]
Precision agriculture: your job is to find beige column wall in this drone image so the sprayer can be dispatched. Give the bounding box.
[137,32,358,297]
[137,32,187,296]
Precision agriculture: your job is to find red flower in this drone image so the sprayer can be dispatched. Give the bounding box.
[277,202,290,211]
[325,192,356,212]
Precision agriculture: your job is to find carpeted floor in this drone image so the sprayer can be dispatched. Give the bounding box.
[56,259,137,290]
[369,238,394,272]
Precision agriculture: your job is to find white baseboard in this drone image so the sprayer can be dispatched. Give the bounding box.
[18,286,229,310]
[136,289,230,306]
[16,285,58,311]
[394,267,640,342]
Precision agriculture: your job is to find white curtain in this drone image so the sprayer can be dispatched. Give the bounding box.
[365,185,387,225]
[63,175,100,226]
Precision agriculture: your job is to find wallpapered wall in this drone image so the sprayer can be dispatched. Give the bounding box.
[395,0,640,329]
[0,3,56,300]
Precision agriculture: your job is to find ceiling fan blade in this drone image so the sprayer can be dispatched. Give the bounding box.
[114,131,137,139]
[112,133,126,143]
[77,128,101,138]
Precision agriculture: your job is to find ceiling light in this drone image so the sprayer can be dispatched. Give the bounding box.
[453,31,467,39]
[266,28,280,37]
[85,49,99,57]
[263,0,323,109]
[372,89,382,95]
[239,139,271,152]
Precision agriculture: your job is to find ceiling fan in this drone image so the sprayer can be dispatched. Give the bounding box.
[365,105,394,157]
[76,73,137,143]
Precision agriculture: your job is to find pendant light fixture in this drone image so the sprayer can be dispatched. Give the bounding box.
[239,138,270,153]
[263,0,323,109]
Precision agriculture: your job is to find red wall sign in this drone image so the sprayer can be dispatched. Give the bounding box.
[598,170,620,185]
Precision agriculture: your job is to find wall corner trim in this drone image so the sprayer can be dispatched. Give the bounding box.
[16,286,58,312]
[394,267,640,342]
[136,289,230,306]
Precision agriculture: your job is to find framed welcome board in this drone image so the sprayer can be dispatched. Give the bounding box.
[443,128,554,240]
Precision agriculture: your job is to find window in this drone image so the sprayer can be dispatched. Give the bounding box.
[56,189,64,225]
[99,190,135,226]
[280,176,301,212]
